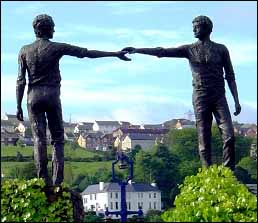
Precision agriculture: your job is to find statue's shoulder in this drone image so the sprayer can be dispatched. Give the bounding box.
[211,41,228,51]
[20,41,38,51]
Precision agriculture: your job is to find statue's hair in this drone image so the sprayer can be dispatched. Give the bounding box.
[33,14,55,29]
[192,15,213,33]
[32,14,55,38]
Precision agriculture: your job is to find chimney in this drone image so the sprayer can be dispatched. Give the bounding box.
[151,182,156,187]
[99,182,104,191]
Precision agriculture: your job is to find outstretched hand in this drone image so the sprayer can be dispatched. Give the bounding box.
[117,51,131,61]
[16,107,24,121]
[234,103,241,116]
[122,47,137,54]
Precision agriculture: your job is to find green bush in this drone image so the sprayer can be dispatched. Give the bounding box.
[1,178,73,222]
[162,165,257,222]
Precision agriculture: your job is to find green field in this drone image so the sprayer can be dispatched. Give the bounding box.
[1,145,104,158]
[1,161,113,177]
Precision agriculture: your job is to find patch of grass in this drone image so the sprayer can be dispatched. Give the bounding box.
[1,161,113,177]
[1,144,104,158]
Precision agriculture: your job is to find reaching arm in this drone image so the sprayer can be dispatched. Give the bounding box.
[122,46,189,58]
[85,50,131,61]
[16,48,26,121]
[223,45,241,116]
[58,43,130,61]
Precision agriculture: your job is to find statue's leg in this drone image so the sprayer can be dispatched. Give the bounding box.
[46,87,64,186]
[27,88,49,184]
[193,98,213,167]
[213,96,235,171]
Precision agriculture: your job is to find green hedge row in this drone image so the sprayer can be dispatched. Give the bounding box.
[1,178,74,222]
[162,165,257,222]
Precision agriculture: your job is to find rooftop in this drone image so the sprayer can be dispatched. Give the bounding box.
[81,182,160,195]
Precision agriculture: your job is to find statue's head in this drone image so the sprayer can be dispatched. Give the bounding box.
[192,15,213,39]
[33,14,55,39]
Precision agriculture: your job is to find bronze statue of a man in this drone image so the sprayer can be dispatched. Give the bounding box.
[16,14,130,186]
[123,15,241,171]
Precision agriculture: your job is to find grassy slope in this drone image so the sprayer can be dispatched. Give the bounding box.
[1,145,104,158]
[1,161,112,176]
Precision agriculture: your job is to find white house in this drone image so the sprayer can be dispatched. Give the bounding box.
[93,121,121,134]
[81,182,161,219]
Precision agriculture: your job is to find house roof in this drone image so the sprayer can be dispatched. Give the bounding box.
[119,128,169,135]
[5,114,17,119]
[119,121,131,126]
[77,124,93,131]
[82,131,103,138]
[1,131,19,139]
[63,122,77,128]
[1,120,14,126]
[143,124,164,129]
[95,121,121,126]
[81,182,160,195]
[126,133,157,140]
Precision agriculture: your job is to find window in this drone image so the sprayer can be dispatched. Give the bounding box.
[138,192,140,198]
[141,202,143,208]
[128,202,131,210]
[110,202,113,209]
[110,192,112,198]
[94,194,97,200]
[149,202,151,209]
[90,194,92,200]
[115,192,118,199]
[149,193,151,198]
[138,202,141,209]
[141,192,143,198]
[154,202,156,210]
[115,202,119,210]
[154,193,156,198]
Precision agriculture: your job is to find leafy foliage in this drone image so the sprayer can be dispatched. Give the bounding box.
[145,210,163,222]
[162,165,257,222]
[237,156,257,181]
[134,145,180,208]
[1,178,73,222]
[83,211,104,222]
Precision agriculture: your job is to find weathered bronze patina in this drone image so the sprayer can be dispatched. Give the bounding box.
[16,14,130,186]
[123,16,241,170]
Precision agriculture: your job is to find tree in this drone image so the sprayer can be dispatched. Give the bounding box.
[168,128,199,161]
[162,165,257,222]
[237,156,257,181]
[145,210,163,222]
[134,145,181,208]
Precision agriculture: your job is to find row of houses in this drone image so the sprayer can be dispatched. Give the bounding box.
[1,113,257,151]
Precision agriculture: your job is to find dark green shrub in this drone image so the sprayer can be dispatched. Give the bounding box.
[1,178,73,222]
[145,209,163,222]
[162,165,257,222]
